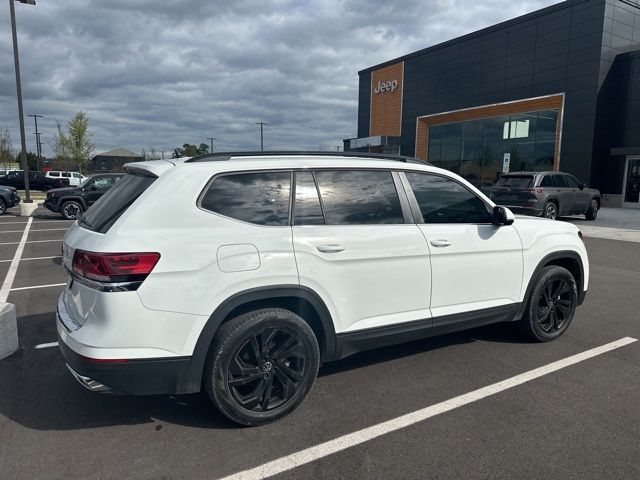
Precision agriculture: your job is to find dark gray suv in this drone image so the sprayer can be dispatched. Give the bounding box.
[490,171,601,221]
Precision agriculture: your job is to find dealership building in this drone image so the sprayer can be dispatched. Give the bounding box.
[346,0,640,207]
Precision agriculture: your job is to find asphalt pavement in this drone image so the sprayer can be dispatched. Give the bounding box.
[0,207,638,480]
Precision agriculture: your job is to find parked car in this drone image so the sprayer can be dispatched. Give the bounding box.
[490,171,601,220]
[0,186,20,214]
[0,170,69,192]
[57,152,589,426]
[43,173,123,220]
[45,170,86,187]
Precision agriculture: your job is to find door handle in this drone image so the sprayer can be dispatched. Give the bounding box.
[430,239,452,248]
[316,244,346,253]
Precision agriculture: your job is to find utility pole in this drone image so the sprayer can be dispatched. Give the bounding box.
[256,122,268,151]
[207,137,216,153]
[10,0,36,203]
[28,114,42,171]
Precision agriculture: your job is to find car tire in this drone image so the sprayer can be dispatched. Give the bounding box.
[520,265,578,342]
[542,201,558,220]
[0,198,6,215]
[585,198,599,221]
[61,201,83,220]
[204,307,320,426]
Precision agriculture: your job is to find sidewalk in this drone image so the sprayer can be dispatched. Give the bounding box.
[562,208,640,243]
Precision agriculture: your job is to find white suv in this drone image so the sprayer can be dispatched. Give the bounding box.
[46,170,86,186]
[57,152,589,425]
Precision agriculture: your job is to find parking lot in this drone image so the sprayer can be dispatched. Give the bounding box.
[0,208,638,480]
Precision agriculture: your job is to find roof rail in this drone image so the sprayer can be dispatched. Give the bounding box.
[184,150,428,165]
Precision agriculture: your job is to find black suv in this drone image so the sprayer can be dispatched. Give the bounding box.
[0,170,69,191]
[44,173,124,219]
[490,171,601,220]
[0,186,20,214]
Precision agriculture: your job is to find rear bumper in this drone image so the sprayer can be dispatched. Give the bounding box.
[57,327,193,396]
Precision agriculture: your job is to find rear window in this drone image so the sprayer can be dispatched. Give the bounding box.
[79,174,155,233]
[494,175,533,189]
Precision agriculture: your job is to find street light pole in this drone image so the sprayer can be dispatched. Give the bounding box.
[33,132,42,170]
[9,0,36,203]
[256,122,268,151]
[28,114,42,170]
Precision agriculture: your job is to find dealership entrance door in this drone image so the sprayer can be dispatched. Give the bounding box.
[623,156,640,209]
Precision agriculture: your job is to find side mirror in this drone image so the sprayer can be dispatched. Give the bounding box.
[579,183,585,190]
[492,206,515,226]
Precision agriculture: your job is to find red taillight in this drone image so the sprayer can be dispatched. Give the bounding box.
[72,250,160,283]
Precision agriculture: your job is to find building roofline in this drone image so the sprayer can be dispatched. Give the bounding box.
[358,0,594,75]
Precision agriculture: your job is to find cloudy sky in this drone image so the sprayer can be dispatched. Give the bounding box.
[0,0,556,158]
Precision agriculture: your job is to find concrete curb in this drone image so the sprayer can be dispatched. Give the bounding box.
[0,302,18,360]
[19,202,40,217]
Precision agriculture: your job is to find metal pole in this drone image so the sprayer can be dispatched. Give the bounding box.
[256,122,268,151]
[10,0,31,202]
[28,114,42,170]
[207,137,216,153]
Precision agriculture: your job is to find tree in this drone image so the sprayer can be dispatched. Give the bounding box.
[141,146,161,161]
[172,143,209,158]
[14,151,38,170]
[0,128,15,171]
[52,112,94,171]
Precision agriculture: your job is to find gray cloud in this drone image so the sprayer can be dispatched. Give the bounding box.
[0,0,557,157]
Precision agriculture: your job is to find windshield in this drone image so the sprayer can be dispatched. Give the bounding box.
[77,175,95,188]
[494,176,533,189]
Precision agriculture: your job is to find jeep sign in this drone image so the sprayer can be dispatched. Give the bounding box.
[374,79,398,94]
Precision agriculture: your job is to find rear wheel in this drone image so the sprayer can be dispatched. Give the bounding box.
[204,308,320,426]
[542,201,558,220]
[61,201,83,220]
[520,265,578,342]
[0,198,6,215]
[585,198,599,221]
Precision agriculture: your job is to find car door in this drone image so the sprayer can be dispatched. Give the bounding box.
[401,171,523,320]
[552,174,573,215]
[563,174,588,213]
[291,170,431,334]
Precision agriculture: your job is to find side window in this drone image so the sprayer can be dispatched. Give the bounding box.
[293,172,324,225]
[314,170,404,225]
[553,175,566,187]
[200,171,291,226]
[62,172,71,178]
[73,173,81,178]
[539,175,553,187]
[564,175,580,188]
[50,172,60,177]
[405,172,493,224]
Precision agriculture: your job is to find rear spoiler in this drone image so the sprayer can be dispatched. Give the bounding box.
[123,157,191,178]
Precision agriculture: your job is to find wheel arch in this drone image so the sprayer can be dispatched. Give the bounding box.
[60,196,87,209]
[185,285,337,393]
[515,250,585,321]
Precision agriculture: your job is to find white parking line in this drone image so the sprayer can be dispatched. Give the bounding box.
[0,239,62,245]
[0,228,68,233]
[35,342,59,349]
[218,337,638,480]
[0,255,61,263]
[9,283,66,292]
[0,217,32,303]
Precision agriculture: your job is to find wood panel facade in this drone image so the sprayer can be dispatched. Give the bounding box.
[370,62,404,137]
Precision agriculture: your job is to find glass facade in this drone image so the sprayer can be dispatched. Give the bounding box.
[427,109,558,193]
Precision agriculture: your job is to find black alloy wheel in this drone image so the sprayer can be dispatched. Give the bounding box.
[520,265,577,341]
[585,198,599,220]
[61,201,83,220]
[544,202,558,220]
[205,308,320,426]
[535,277,573,333]
[0,198,6,215]
[228,327,307,412]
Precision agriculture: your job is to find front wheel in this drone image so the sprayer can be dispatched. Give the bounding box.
[61,201,83,220]
[585,198,599,221]
[204,308,320,426]
[0,198,6,215]
[520,265,578,342]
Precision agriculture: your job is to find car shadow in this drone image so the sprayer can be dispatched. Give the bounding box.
[0,313,528,432]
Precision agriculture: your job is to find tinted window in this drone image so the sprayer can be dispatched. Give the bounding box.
[314,170,403,225]
[553,175,566,187]
[80,174,156,233]
[92,176,119,189]
[539,175,553,187]
[62,172,71,178]
[406,172,493,224]
[50,172,60,177]
[201,172,291,226]
[293,172,324,225]
[564,175,580,188]
[494,175,533,188]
